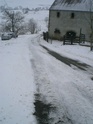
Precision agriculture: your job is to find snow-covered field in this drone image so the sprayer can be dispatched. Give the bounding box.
[0,0,54,34]
[0,34,93,124]
[0,9,49,34]
[25,10,49,32]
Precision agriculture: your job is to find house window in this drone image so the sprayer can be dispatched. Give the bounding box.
[71,13,75,19]
[57,12,60,18]
[54,29,60,34]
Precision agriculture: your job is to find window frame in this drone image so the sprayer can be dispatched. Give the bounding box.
[54,28,60,34]
[71,12,75,19]
[57,12,60,18]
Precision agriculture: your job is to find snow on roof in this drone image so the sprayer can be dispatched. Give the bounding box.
[50,0,93,12]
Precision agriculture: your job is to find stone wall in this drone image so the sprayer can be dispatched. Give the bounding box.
[48,10,93,41]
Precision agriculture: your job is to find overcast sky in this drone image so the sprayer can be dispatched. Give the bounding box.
[0,0,54,8]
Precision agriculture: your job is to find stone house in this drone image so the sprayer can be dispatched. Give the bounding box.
[48,0,93,41]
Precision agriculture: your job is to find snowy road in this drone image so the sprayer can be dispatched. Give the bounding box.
[0,35,93,124]
[29,36,93,124]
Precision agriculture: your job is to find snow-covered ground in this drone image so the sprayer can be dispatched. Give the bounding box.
[41,40,93,66]
[0,35,37,124]
[0,34,93,124]
[0,1,93,123]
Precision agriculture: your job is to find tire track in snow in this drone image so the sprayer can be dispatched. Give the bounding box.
[29,41,73,124]
[41,45,93,76]
[29,37,93,124]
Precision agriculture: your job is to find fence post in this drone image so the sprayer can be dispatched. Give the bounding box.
[79,28,82,44]
[46,32,48,42]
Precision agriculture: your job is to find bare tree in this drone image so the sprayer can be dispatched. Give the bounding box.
[1,8,24,34]
[27,19,38,34]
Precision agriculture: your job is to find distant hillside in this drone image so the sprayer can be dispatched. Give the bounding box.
[0,0,54,35]
[0,0,54,9]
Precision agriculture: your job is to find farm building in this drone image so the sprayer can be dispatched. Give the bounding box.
[48,0,93,42]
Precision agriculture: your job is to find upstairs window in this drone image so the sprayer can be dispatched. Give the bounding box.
[57,12,60,18]
[71,13,75,19]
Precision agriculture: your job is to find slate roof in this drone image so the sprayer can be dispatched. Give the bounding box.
[50,0,93,12]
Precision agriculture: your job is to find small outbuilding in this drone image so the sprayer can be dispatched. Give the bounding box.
[48,0,93,42]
